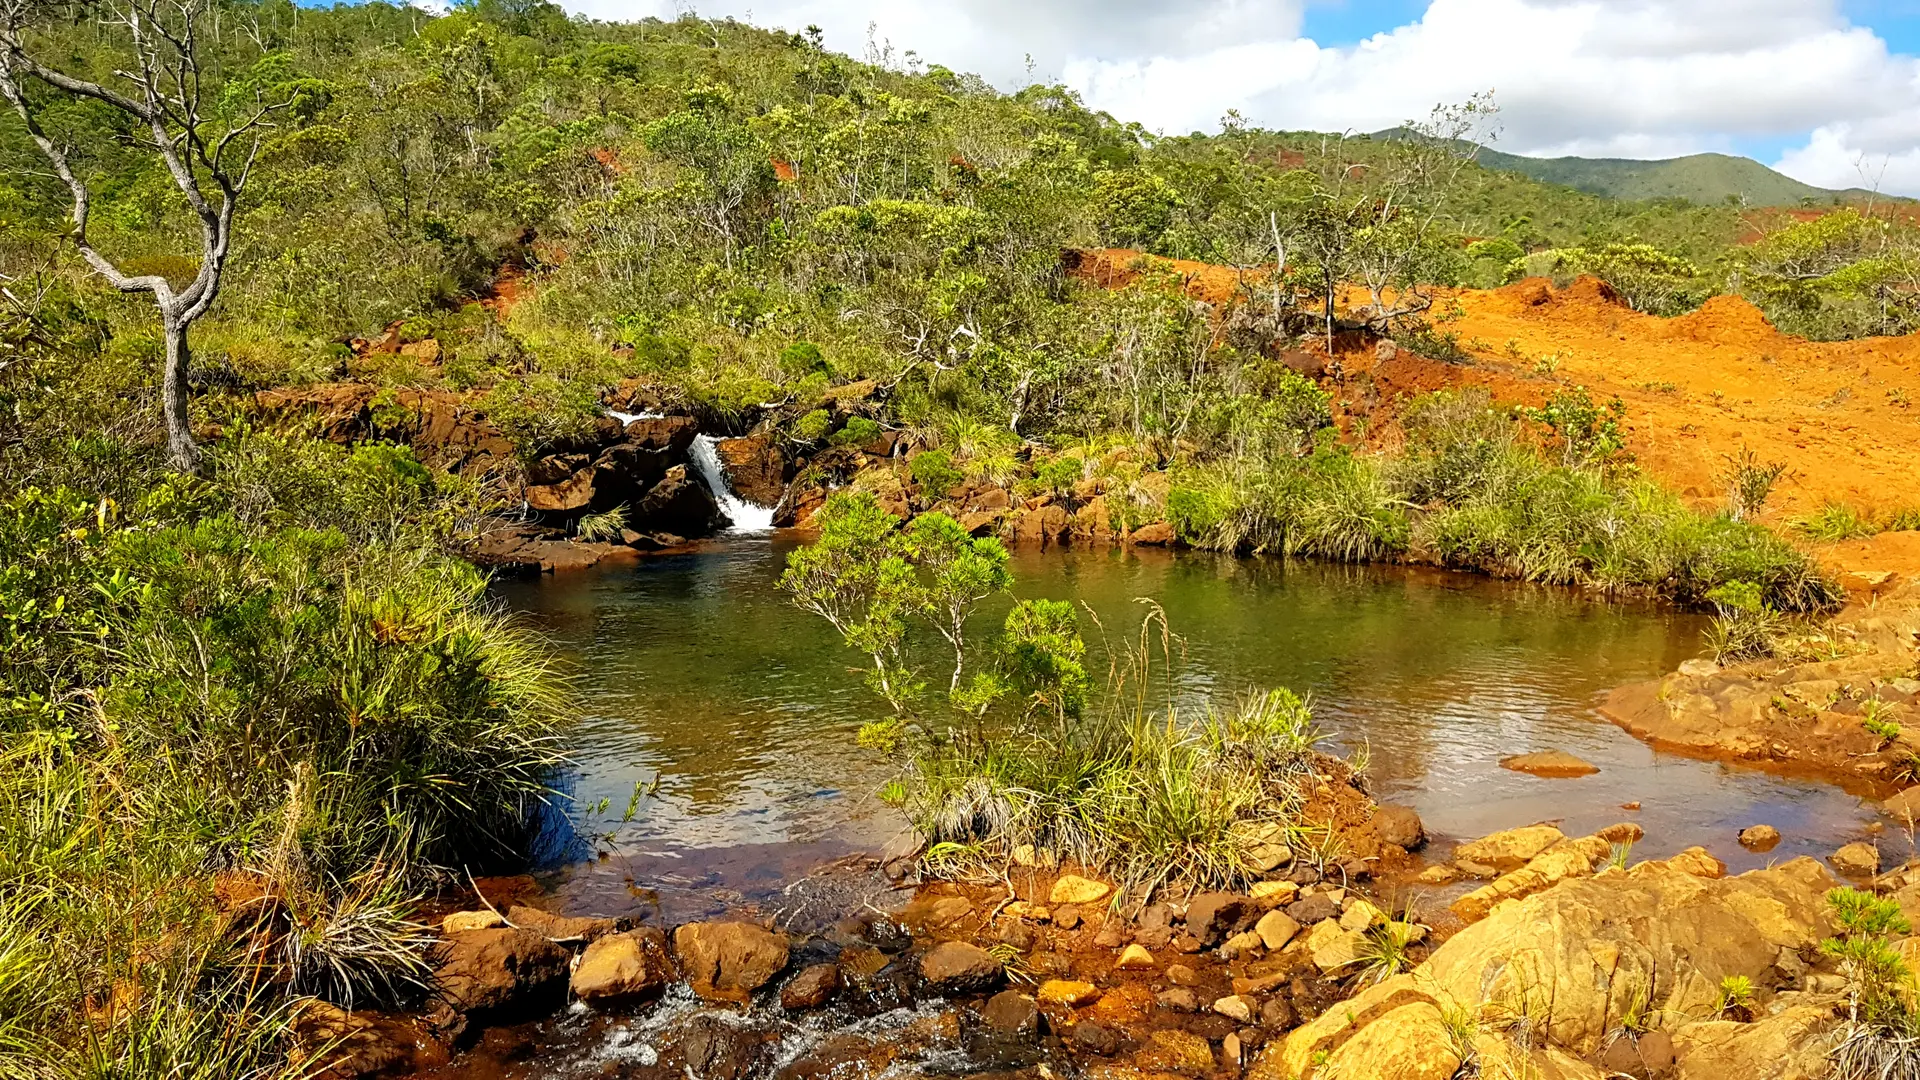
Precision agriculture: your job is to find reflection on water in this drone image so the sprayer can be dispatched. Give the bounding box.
[494,540,1881,912]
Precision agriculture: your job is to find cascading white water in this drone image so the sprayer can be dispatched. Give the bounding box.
[689,434,777,533]
[606,408,662,425]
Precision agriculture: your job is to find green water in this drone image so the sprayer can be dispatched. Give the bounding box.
[495,540,1878,916]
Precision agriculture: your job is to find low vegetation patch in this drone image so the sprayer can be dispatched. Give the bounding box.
[783,491,1339,894]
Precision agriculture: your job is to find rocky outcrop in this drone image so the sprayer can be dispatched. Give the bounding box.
[431,927,571,1018]
[1601,594,1920,783]
[1258,855,1842,1079]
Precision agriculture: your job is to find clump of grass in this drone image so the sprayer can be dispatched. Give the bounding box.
[1796,501,1920,541]
[576,504,629,542]
[1720,447,1789,522]
[1352,918,1421,985]
[1863,699,1904,747]
[1704,580,1786,664]
[1823,887,1920,1080]
[1717,974,1755,1017]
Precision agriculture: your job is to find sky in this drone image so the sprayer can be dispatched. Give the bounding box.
[555,0,1920,195]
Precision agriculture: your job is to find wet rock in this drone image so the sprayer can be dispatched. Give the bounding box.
[1259,996,1295,1030]
[433,928,570,1017]
[1049,874,1111,905]
[672,921,790,1002]
[1414,864,1460,885]
[1185,892,1256,946]
[505,905,618,942]
[1038,979,1100,1008]
[1165,963,1199,985]
[291,1001,446,1077]
[1136,1029,1215,1074]
[1157,987,1201,1012]
[1887,786,1920,827]
[1739,824,1782,851]
[1284,894,1337,927]
[569,928,669,1004]
[1129,521,1175,545]
[1114,943,1157,970]
[668,1013,776,1080]
[1092,925,1129,949]
[1499,750,1600,778]
[1453,824,1565,876]
[1213,994,1256,1022]
[1372,805,1425,850]
[919,941,1003,993]
[633,465,726,537]
[981,989,1040,1038]
[1832,841,1881,876]
[1011,504,1071,546]
[780,963,840,1010]
[441,910,503,934]
[896,894,971,932]
[1073,1020,1122,1056]
[1450,835,1613,923]
[1052,904,1082,930]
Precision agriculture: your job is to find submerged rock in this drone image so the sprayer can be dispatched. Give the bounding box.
[980,989,1040,1038]
[779,962,840,1011]
[1739,824,1782,851]
[1499,750,1600,778]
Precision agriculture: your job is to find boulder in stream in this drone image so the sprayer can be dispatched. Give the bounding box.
[672,921,790,1002]
[1498,750,1600,778]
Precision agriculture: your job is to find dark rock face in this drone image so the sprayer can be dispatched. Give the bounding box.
[634,465,726,538]
[714,436,788,506]
[661,1014,778,1080]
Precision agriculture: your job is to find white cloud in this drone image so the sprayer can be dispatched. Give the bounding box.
[565,0,1920,194]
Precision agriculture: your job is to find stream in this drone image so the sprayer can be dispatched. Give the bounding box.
[494,538,1887,926]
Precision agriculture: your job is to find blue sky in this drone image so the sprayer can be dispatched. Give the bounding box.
[545,0,1920,193]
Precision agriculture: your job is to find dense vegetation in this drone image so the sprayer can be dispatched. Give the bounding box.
[0,0,1879,1072]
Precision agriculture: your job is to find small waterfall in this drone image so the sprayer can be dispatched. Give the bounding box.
[690,434,776,533]
[607,408,662,425]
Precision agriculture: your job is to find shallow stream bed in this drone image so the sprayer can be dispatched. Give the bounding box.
[495,539,1887,924]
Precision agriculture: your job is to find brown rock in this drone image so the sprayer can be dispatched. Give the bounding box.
[1832,841,1881,876]
[1166,963,1200,985]
[981,989,1039,1037]
[1038,979,1101,1008]
[1073,1020,1121,1056]
[1498,750,1600,778]
[1255,909,1302,951]
[1739,824,1782,851]
[569,928,669,1003]
[441,910,503,934]
[1185,892,1256,945]
[918,941,1003,992]
[433,928,570,1016]
[1136,1029,1215,1074]
[1129,520,1176,545]
[780,963,840,1010]
[1049,875,1112,905]
[1284,894,1337,926]
[1114,943,1157,970]
[1053,904,1082,930]
[1667,846,1727,878]
[1886,786,1920,827]
[673,921,791,1002]
[1372,805,1425,850]
[713,436,787,506]
[1259,995,1295,1030]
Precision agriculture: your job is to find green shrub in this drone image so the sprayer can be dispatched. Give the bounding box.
[779,340,829,379]
[792,408,832,442]
[909,449,963,496]
[829,415,884,447]
[480,375,603,460]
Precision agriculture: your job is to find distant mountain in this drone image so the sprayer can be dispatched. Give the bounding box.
[1372,130,1878,206]
[1474,148,1879,206]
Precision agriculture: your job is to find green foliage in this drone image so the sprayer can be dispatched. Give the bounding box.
[480,375,604,459]
[1822,888,1919,1038]
[829,415,884,447]
[1522,386,1629,469]
[1704,580,1783,663]
[908,449,963,497]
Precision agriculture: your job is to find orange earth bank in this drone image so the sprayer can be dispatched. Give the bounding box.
[1074,249,1920,579]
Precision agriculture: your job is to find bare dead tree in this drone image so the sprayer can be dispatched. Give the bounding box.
[0,0,286,471]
